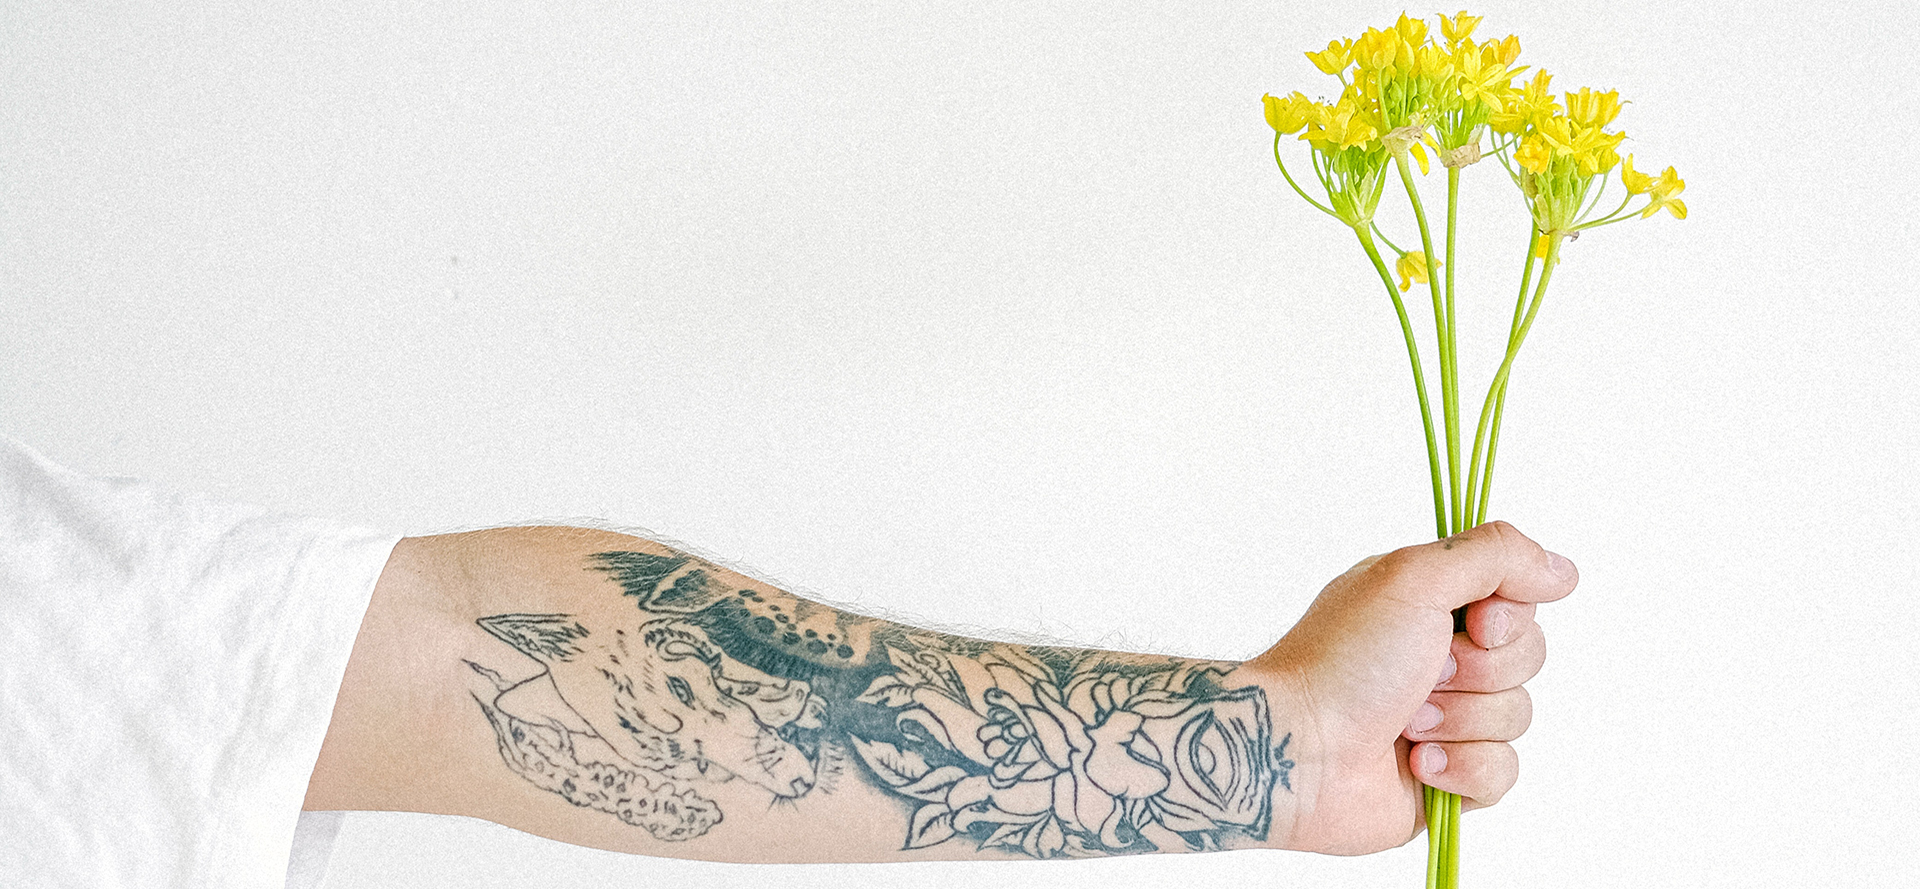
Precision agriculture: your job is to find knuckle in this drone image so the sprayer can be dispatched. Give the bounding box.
[1481,519,1537,559]
[1371,544,1422,577]
[1487,519,1527,543]
[1365,546,1427,595]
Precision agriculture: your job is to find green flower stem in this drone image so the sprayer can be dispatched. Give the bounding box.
[1273,135,1337,219]
[1393,153,1460,536]
[1476,379,1510,526]
[1573,196,1647,230]
[1398,154,1464,889]
[1443,166,1463,531]
[1425,784,1459,889]
[1473,232,1542,524]
[1425,786,1443,888]
[1370,222,1409,257]
[1356,226,1449,540]
[1446,792,1462,887]
[1463,235,1563,524]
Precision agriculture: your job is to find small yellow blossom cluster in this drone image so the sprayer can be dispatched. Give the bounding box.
[1263,10,1684,254]
[1495,74,1686,253]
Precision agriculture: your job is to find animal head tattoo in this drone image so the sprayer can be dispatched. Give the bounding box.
[474,613,828,801]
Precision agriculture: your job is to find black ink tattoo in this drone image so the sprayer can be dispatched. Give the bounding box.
[467,659,722,840]
[467,549,1289,857]
[1273,732,1296,792]
[842,646,1276,856]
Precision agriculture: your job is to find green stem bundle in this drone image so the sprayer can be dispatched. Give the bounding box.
[1360,159,1563,889]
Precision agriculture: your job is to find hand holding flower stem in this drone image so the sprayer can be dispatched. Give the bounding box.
[1262,10,1684,887]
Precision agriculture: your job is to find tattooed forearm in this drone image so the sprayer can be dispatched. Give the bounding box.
[465,546,1292,859]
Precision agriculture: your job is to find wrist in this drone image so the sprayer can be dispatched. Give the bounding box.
[1219,657,1318,853]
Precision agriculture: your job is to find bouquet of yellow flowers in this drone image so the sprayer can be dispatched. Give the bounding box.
[1262,11,1683,887]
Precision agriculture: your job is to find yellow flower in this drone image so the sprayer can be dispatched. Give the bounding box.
[1439,10,1483,46]
[1396,250,1436,291]
[1306,38,1354,76]
[1650,165,1684,195]
[1519,70,1558,113]
[1451,42,1520,114]
[1304,101,1378,152]
[1533,113,1574,154]
[1491,69,1555,133]
[1353,26,1402,74]
[1514,134,1552,173]
[1394,29,1418,74]
[1415,42,1454,81]
[1640,166,1688,219]
[1264,91,1315,135]
[1564,87,1623,129]
[1574,140,1623,177]
[1619,153,1655,194]
[1393,12,1429,49]
[1489,34,1521,66]
[1334,79,1388,129]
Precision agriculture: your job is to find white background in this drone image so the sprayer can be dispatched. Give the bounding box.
[4,1,1915,886]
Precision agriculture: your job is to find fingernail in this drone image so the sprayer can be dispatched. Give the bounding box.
[1439,653,1457,684]
[1547,550,1575,580]
[1412,702,1442,733]
[1420,744,1447,774]
[1490,610,1513,647]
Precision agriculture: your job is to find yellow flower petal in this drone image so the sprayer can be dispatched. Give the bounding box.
[1440,10,1482,46]
[1263,92,1313,134]
[1416,43,1453,81]
[1354,27,1400,72]
[1619,154,1655,195]
[1652,165,1686,198]
[1493,34,1521,66]
[1534,115,1576,155]
[1515,136,1552,174]
[1395,250,1435,291]
[1306,38,1354,76]
[1564,86,1624,129]
[1640,195,1685,219]
[1639,167,1688,219]
[1393,12,1429,49]
[1518,69,1556,112]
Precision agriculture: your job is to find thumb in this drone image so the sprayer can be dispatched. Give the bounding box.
[1376,520,1578,614]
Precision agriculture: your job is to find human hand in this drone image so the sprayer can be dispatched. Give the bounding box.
[1234,521,1578,855]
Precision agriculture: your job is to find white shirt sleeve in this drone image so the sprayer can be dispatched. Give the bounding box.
[0,437,401,889]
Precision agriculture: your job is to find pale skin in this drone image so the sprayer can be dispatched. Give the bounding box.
[303,520,1576,862]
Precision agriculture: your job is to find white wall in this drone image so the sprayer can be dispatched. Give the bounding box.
[4,1,1914,886]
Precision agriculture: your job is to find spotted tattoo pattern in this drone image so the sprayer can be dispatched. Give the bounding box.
[466,549,1290,857]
